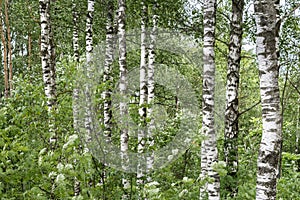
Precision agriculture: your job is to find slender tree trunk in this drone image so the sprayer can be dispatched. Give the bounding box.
[99,1,116,198]
[4,0,12,96]
[72,1,80,63]
[40,0,56,108]
[146,0,158,182]
[28,32,32,71]
[103,0,115,142]
[296,100,300,172]
[0,0,8,98]
[254,0,282,199]
[137,1,148,194]
[85,0,95,142]
[200,0,220,199]
[40,5,57,197]
[84,0,95,189]
[118,0,130,199]
[86,0,94,64]
[224,0,244,197]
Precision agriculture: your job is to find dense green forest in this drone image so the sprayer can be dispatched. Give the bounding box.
[0,0,299,199]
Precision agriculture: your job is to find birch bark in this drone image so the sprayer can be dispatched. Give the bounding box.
[224,0,244,197]
[118,0,130,199]
[39,0,57,151]
[200,0,220,199]
[103,0,115,141]
[254,0,282,199]
[137,0,148,193]
[85,0,95,142]
[4,0,12,96]
[146,0,158,182]
[0,0,8,98]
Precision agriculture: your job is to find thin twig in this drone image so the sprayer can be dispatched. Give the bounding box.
[287,78,300,96]
[239,100,261,116]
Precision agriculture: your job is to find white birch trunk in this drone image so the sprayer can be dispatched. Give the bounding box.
[224,0,244,197]
[4,0,12,96]
[103,0,115,142]
[137,0,148,192]
[146,0,158,182]
[85,0,95,143]
[39,0,57,151]
[118,0,130,199]
[0,3,8,98]
[200,0,220,199]
[254,0,282,199]
[72,1,80,63]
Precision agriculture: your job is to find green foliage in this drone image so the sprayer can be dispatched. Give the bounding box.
[0,0,300,199]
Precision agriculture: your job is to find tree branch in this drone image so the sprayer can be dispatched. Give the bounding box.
[287,78,300,96]
[281,3,300,23]
[239,100,261,116]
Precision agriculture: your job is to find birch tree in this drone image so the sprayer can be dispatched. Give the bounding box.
[4,0,12,96]
[147,0,158,181]
[103,0,115,142]
[39,0,57,150]
[200,0,220,199]
[254,0,282,199]
[85,0,95,141]
[72,0,80,63]
[224,0,244,197]
[118,0,130,198]
[137,0,148,192]
[0,0,8,98]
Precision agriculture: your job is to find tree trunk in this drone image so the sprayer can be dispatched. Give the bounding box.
[84,0,95,143]
[296,100,300,172]
[39,0,57,152]
[28,32,32,71]
[200,0,220,199]
[137,0,148,193]
[86,0,94,63]
[0,0,8,98]
[4,0,12,96]
[224,0,244,197]
[254,0,282,199]
[146,0,158,182]
[103,0,115,142]
[72,0,80,63]
[118,0,130,199]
